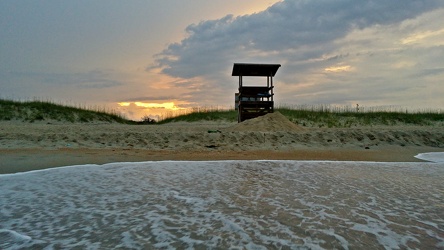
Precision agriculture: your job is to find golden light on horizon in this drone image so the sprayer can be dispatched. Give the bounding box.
[116,101,189,120]
[134,102,184,110]
[118,102,131,107]
[117,101,186,111]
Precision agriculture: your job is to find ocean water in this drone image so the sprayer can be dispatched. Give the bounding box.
[1,154,443,249]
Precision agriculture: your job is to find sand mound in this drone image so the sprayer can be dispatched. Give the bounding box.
[225,112,305,132]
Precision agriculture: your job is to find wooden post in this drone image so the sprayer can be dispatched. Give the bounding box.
[271,75,274,102]
[239,75,242,122]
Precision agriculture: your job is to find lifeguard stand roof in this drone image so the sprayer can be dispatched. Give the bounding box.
[232,63,281,77]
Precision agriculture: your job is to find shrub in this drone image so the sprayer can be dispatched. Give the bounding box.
[141,115,157,124]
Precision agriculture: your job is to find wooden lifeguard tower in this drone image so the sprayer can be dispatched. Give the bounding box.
[232,63,281,122]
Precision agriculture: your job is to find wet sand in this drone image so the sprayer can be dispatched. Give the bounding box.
[0,143,440,174]
[0,113,442,174]
[2,160,443,249]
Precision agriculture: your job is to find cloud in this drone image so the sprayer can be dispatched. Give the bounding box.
[150,0,444,109]
[411,67,444,78]
[1,70,124,89]
[324,65,354,73]
[153,0,441,77]
[0,69,128,103]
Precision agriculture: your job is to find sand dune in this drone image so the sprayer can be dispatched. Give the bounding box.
[1,115,442,151]
[225,112,306,132]
[0,112,443,172]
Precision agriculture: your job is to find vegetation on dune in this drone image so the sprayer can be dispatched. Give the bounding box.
[0,99,135,124]
[277,107,443,128]
[157,105,443,127]
[157,107,237,124]
[1,99,442,127]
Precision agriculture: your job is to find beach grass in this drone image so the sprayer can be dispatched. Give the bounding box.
[1,99,442,127]
[0,99,134,124]
[277,107,443,127]
[157,105,443,127]
[157,107,237,124]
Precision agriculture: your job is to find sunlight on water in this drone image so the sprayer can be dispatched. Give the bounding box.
[1,159,443,249]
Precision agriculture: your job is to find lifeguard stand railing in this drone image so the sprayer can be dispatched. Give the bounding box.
[232,63,281,122]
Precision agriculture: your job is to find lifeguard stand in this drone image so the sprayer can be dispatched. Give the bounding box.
[232,63,281,122]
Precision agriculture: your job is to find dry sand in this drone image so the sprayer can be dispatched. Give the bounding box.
[1,112,443,173]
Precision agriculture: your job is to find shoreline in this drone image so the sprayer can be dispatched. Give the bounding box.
[1,118,442,174]
[1,146,440,174]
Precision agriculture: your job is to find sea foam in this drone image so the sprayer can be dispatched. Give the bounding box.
[415,152,444,163]
[1,159,443,249]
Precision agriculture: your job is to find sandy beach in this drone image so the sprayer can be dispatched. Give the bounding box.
[1,112,442,173]
[1,113,444,249]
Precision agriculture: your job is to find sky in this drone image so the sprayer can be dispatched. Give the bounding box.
[1,0,443,120]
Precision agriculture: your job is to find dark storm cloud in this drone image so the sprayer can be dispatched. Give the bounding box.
[152,0,442,80]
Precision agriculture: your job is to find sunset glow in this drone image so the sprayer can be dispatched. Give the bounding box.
[324,65,353,73]
[1,1,443,118]
[134,102,184,110]
[115,101,190,120]
[118,102,186,110]
[117,102,131,107]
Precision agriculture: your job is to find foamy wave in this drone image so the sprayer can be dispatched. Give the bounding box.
[0,160,443,249]
[0,229,35,249]
[415,152,444,163]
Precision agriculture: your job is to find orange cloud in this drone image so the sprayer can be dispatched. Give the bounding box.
[133,102,184,110]
[118,101,186,110]
[116,101,190,121]
[117,102,131,107]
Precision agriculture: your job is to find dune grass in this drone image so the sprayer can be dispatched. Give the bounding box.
[157,107,237,124]
[277,107,443,127]
[157,105,443,127]
[1,99,442,127]
[0,99,134,124]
